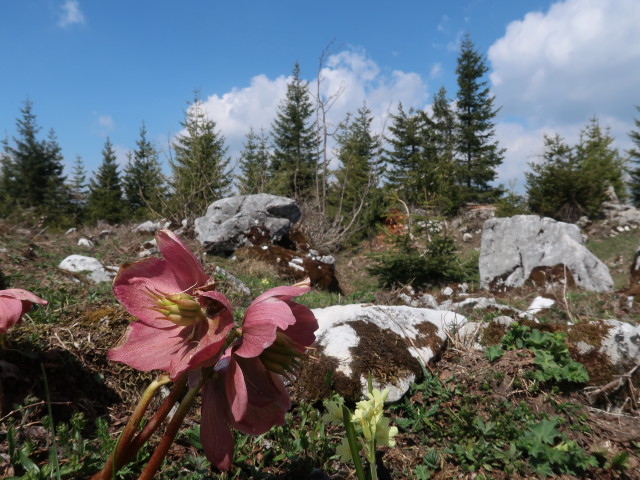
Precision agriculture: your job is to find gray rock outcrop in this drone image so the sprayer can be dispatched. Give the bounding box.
[479,215,613,292]
[194,194,301,254]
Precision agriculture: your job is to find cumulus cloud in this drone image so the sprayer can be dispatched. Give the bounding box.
[489,0,640,126]
[57,0,85,27]
[196,49,428,161]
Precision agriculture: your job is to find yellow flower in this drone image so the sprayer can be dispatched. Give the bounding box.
[322,397,345,425]
[336,437,356,463]
[374,416,399,447]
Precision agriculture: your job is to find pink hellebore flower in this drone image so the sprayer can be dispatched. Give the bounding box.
[0,288,48,334]
[199,280,318,471]
[108,230,234,380]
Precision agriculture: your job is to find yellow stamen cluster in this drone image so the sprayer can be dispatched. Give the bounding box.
[145,289,205,326]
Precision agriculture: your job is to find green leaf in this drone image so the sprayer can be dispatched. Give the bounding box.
[484,345,503,362]
[527,419,560,445]
[342,406,367,480]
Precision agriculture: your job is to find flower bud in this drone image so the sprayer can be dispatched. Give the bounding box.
[259,331,307,379]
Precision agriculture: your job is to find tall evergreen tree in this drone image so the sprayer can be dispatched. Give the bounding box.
[454,34,504,203]
[87,137,126,224]
[575,118,626,201]
[123,123,166,218]
[627,106,640,206]
[426,87,462,213]
[67,155,88,221]
[170,93,232,219]
[0,100,70,219]
[383,103,426,205]
[269,63,319,198]
[333,104,382,222]
[236,127,270,195]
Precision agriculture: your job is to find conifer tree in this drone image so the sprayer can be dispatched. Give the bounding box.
[430,87,462,213]
[67,155,88,221]
[383,103,426,205]
[236,127,270,195]
[454,34,504,203]
[526,118,625,222]
[0,100,70,219]
[333,104,382,226]
[170,93,231,219]
[123,123,166,218]
[87,137,126,224]
[269,63,319,198]
[627,106,640,206]
[575,118,626,202]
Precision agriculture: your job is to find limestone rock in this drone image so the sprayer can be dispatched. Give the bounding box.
[299,304,466,403]
[133,220,171,234]
[194,194,301,254]
[480,215,613,292]
[58,255,118,283]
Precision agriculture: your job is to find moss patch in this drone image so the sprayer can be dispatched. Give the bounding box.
[479,321,507,346]
[349,320,422,394]
[414,321,444,354]
[291,346,361,404]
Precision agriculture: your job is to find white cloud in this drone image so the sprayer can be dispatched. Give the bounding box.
[196,49,428,163]
[488,0,639,190]
[97,115,114,131]
[489,0,640,126]
[430,63,443,79]
[57,0,85,27]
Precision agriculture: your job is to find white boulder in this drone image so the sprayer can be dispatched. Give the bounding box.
[311,304,466,402]
[58,255,118,283]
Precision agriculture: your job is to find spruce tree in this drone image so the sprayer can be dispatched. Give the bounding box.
[123,123,166,218]
[87,137,126,224]
[333,104,382,228]
[236,127,270,195]
[269,63,319,198]
[627,106,640,206]
[430,87,462,213]
[526,118,625,222]
[575,118,626,202]
[454,34,504,204]
[67,155,88,221]
[0,100,70,220]
[170,93,232,219]
[383,103,426,205]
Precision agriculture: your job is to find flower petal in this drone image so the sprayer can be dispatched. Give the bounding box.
[156,230,209,291]
[280,302,318,349]
[201,378,234,471]
[112,257,186,326]
[251,279,311,304]
[234,300,297,358]
[107,321,184,373]
[0,296,25,334]
[227,356,290,427]
[0,288,47,306]
[222,356,291,451]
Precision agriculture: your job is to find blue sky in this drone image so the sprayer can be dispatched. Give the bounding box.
[1,0,639,191]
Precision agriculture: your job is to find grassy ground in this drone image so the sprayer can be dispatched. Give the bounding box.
[0,218,639,479]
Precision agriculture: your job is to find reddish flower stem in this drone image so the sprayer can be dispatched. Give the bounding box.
[91,374,171,480]
[129,373,188,452]
[136,380,203,480]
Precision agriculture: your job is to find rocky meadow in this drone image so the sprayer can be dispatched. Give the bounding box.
[0,194,640,479]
